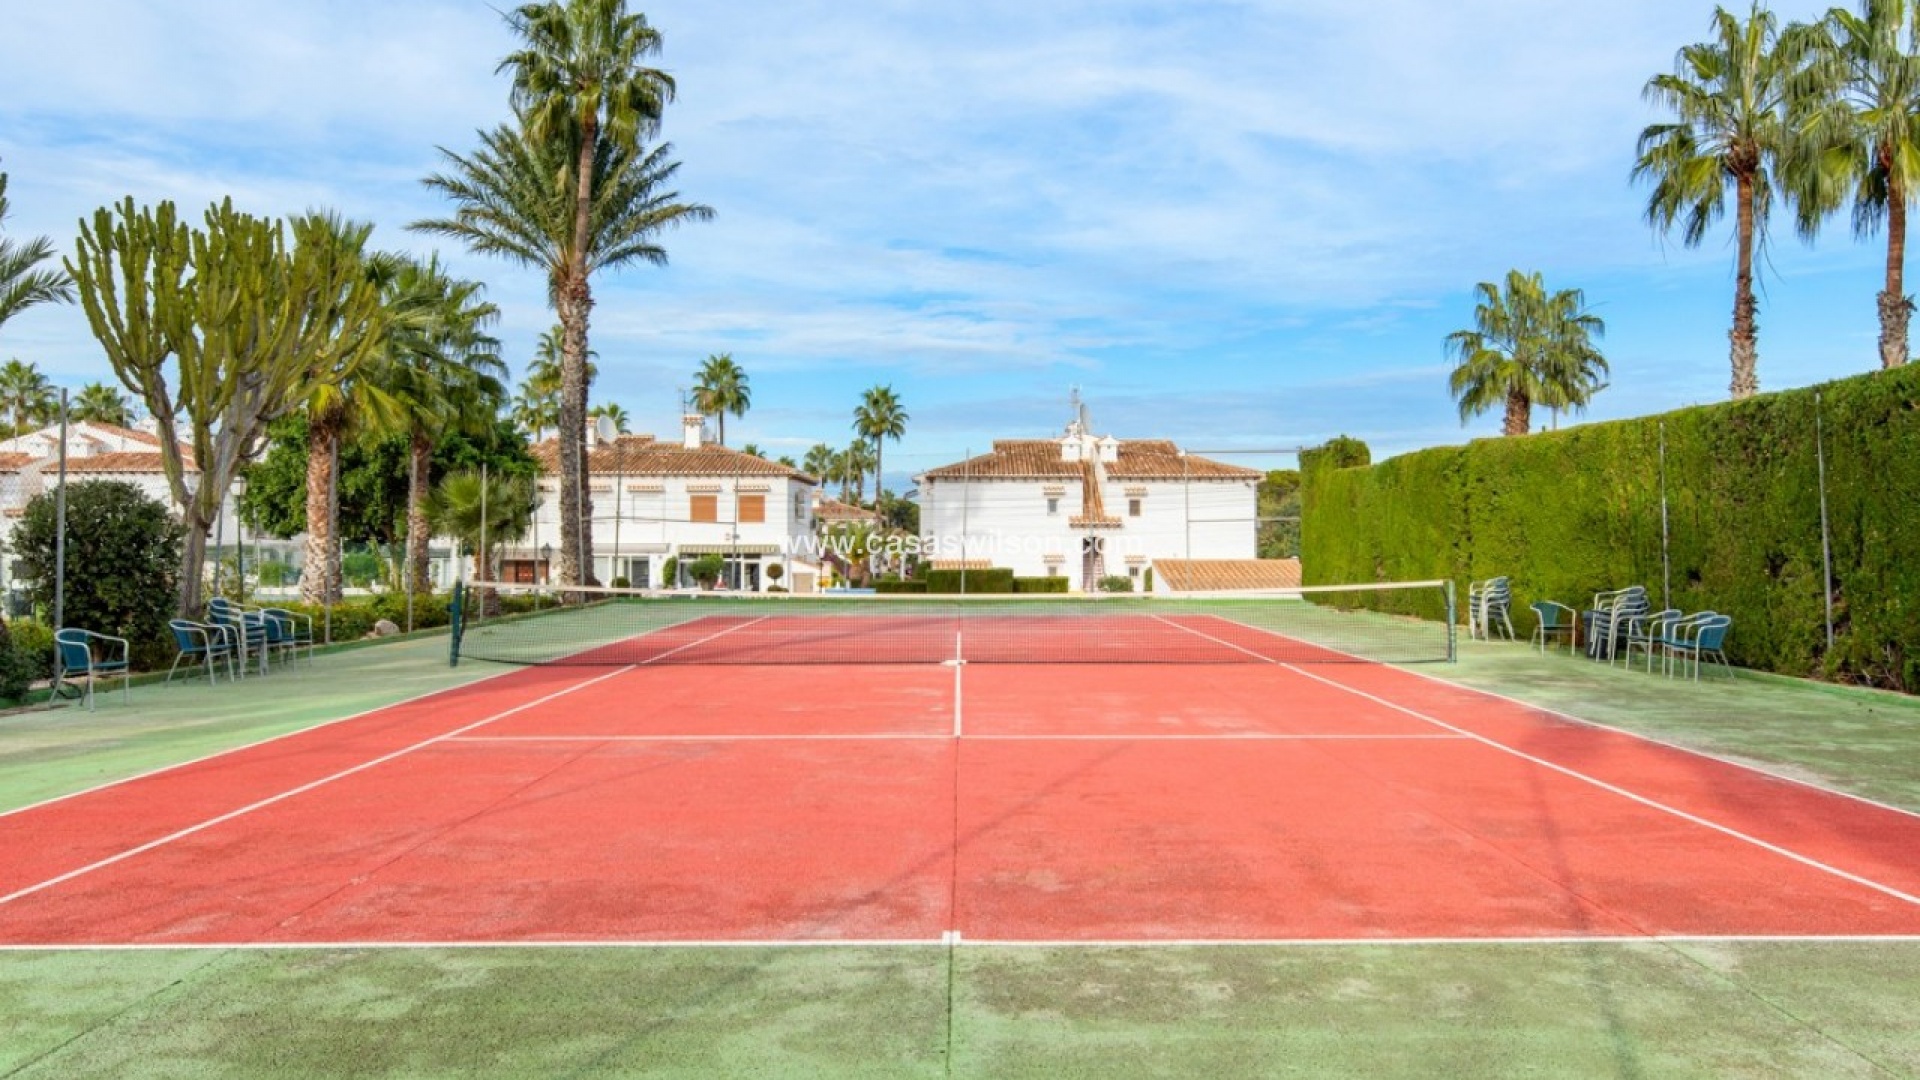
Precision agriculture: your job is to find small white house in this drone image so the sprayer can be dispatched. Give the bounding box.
[511,415,821,592]
[916,412,1261,591]
[0,421,254,592]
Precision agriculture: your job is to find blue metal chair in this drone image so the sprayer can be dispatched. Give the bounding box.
[1620,608,1681,671]
[168,619,237,685]
[1667,614,1733,680]
[1468,576,1514,640]
[261,607,315,667]
[50,628,130,710]
[208,597,268,676]
[1528,600,1578,653]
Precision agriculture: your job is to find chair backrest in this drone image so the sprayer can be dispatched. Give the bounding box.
[1693,616,1731,650]
[169,619,200,648]
[54,628,92,670]
[1529,601,1565,628]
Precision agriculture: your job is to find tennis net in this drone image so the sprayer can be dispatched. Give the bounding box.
[449,580,1455,666]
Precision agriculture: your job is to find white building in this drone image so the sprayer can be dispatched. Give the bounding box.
[0,421,254,592]
[916,413,1261,591]
[510,415,821,592]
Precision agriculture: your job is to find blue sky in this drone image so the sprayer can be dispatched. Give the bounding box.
[0,0,1893,491]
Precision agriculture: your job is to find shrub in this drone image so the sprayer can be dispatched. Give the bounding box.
[688,554,726,588]
[1143,567,1154,592]
[661,556,679,588]
[1098,575,1134,593]
[0,617,35,702]
[13,480,182,672]
[926,567,1016,594]
[342,550,385,589]
[874,579,928,594]
[1012,576,1069,594]
[765,563,785,583]
[610,576,631,589]
[6,619,55,684]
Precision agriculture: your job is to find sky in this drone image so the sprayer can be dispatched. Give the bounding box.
[0,0,1892,492]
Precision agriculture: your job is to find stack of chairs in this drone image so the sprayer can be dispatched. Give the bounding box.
[1581,586,1648,662]
[1467,576,1515,641]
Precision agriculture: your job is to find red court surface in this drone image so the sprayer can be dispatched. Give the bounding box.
[4,653,1920,946]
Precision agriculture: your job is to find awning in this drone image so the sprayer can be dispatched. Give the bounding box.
[676,544,783,556]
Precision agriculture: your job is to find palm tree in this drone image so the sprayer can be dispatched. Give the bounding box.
[852,384,908,503]
[70,381,133,426]
[510,384,559,440]
[0,165,72,335]
[0,357,56,433]
[842,438,877,505]
[691,352,750,445]
[802,442,836,486]
[298,215,402,606]
[1795,0,1920,369]
[430,468,537,605]
[1635,3,1801,399]
[458,0,688,590]
[373,256,507,594]
[1446,270,1608,437]
[588,400,629,433]
[738,441,763,459]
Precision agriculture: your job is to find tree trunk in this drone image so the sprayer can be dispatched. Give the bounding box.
[1730,170,1760,399]
[178,516,211,617]
[554,113,600,595]
[1884,172,1913,370]
[1502,389,1530,437]
[406,429,432,597]
[874,438,883,506]
[301,413,341,605]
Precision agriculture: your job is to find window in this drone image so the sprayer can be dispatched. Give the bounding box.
[1128,498,1142,517]
[738,494,766,524]
[794,492,809,521]
[690,494,718,523]
[1129,565,1140,578]
[1047,497,1060,515]
[1046,565,1058,577]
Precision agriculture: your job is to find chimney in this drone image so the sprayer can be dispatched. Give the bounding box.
[682,413,704,449]
[585,421,599,449]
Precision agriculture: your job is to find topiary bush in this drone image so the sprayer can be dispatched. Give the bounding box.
[1098,575,1133,593]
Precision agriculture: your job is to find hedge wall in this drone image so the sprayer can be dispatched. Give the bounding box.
[1302,363,1920,689]
[925,567,1017,594]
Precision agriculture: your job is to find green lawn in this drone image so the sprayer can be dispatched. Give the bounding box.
[2,636,1918,1078]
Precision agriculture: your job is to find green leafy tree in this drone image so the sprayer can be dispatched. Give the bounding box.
[0,164,73,335]
[0,357,56,433]
[853,384,907,504]
[71,381,134,426]
[691,352,750,445]
[1446,270,1608,436]
[417,117,710,588]
[1636,4,1802,399]
[686,552,725,588]
[1257,469,1302,559]
[13,480,182,669]
[67,198,388,615]
[1795,0,1920,369]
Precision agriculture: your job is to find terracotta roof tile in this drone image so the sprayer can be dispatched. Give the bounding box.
[0,453,37,471]
[1153,558,1301,592]
[63,451,194,475]
[531,435,815,482]
[921,439,1260,481]
[814,498,878,522]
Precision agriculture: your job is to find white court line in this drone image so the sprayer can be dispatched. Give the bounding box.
[965,733,1469,742]
[1154,614,1920,911]
[4,933,1919,953]
[446,733,951,743]
[0,656,531,822]
[0,666,638,909]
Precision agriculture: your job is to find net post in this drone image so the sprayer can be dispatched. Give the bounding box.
[449,580,464,668]
[1444,579,1457,662]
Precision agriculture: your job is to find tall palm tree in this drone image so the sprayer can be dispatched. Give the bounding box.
[691,352,750,445]
[510,384,559,440]
[0,166,72,335]
[1635,3,1800,399]
[476,0,684,590]
[70,381,133,426]
[374,256,507,594]
[0,357,56,434]
[1446,270,1608,437]
[298,215,402,606]
[852,384,908,503]
[1795,0,1920,369]
[416,117,709,588]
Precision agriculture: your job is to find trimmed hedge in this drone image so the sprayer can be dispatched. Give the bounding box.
[1012,576,1070,593]
[1301,363,1920,689]
[925,568,1017,594]
[874,579,929,594]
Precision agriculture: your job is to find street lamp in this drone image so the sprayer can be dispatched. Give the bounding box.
[540,543,552,584]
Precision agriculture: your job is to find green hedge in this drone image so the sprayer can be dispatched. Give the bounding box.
[1012,576,1070,593]
[874,579,929,594]
[925,568,1017,594]
[1301,363,1920,689]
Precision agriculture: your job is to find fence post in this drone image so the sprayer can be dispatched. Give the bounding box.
[448,580,463,667]
[1658,420,1671,612]
[1445,579,1457,663]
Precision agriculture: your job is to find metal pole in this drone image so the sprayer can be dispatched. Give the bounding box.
[1815,392,1836,652]
[479,461,489,585]
[613,442,623,586]
[960,449,970,596]
[1658,421,1671,612]
[53,389,67,631]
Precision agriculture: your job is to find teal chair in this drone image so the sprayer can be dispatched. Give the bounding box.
[1620,608,1682,671]
[1528,601,1578,653]
[168,619,237,685]
[50,628,130,711]
[1666,614,1733,680]
[261,607,315,667]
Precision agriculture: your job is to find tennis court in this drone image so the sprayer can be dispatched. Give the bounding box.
[4,588,1918,950]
